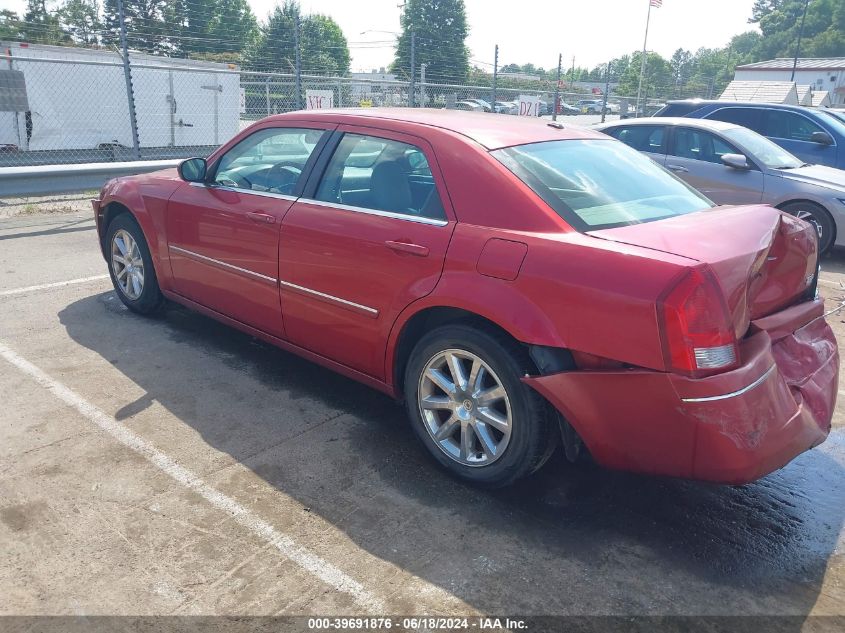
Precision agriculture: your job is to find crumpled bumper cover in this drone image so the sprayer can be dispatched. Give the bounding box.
[524,299,838,484]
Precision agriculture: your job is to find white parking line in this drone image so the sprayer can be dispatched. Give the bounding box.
[0,340,385,612]
[0,275,109,297]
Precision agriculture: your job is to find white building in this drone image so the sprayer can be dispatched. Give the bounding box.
[0,41,241,153]
[719,80,799,104]
[734,58,845,105]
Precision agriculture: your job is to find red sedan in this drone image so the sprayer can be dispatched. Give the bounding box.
[93,109,839,487]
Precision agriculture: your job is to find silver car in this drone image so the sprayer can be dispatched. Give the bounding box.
[596,117,845,253]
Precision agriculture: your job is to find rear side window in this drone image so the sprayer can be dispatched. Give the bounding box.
[493,139,712,231]
[706,107,764,133]
[654,103,701,117]
[606,125,665,153]
[314,133,446,221]
[671,128,740,164]
[763,110,825,142]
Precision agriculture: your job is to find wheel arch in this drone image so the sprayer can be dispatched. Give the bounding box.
[776,198,837,249]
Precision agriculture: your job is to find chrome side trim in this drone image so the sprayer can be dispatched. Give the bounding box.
[298,198,449,227]
[169,245,277,285]
[681,365,777,403]
[189,181,298,202]
[278,279,379,316]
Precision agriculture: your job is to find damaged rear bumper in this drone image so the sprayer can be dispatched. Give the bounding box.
[524,299,838,484]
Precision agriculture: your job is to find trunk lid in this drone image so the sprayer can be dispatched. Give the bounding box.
[589,205,818,339]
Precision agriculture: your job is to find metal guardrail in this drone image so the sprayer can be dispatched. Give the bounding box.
[0,159,181,196]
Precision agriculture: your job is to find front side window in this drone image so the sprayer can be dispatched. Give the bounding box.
[764,110,824,142]
[607,125,665,153]
[214,127,325,194]
[706,107,763,133]
[314,133,446,220]
[721,126,803,169]
[671,128,739,164]
[493,139,712,231]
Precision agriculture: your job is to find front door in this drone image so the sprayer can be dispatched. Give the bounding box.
[666,126,765,205]
[167,124,330,337]
[278,127,456,379]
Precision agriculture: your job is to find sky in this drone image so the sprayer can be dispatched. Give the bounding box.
[8,0,761,72]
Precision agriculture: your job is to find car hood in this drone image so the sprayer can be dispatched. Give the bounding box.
[589,205,818,339]
[775,163,845,193]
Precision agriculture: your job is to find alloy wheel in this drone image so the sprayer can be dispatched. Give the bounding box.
[418,349,512,467]
[795,210,824,242]
[111,229,145,300]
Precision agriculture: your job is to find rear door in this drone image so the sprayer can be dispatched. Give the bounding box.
[666,126,764,205]
[604,124,668,165]
[166,124,332,337]
[278,126,456,379]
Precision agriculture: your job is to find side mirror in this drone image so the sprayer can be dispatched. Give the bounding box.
[178,157,207,182]
[721,153,751,170]
[810,131,834,145]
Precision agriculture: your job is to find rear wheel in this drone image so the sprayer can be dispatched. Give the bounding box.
[781,201,835,254]
[105,213,164,315]
[404,325,555,488]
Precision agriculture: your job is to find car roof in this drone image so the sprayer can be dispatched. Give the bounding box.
[597,117,740,132]
[262,108,607,150]
[665,99,827,115]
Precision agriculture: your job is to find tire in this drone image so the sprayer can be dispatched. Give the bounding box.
[403,324,556,488]
[780,201,835,255]
[105,213,164,315]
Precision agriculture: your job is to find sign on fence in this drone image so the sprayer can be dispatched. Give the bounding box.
[517,95,540,117]
[306,90,334,109]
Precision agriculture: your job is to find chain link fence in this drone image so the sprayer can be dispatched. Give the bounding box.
[0,43,663,168]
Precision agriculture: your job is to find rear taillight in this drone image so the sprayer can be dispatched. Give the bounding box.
[658,266,738,378]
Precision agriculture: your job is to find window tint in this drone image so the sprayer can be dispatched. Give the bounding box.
[214,127,325,194]
[763,110,825,142]
[607,125,665,153]
[706,107,763,133]
[671,128,740,164]
[314,133,446,220]
[492,139,712,231]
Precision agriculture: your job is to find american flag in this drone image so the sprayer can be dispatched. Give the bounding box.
[650,0,663,7]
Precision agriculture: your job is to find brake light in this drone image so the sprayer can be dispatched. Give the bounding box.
[658,267,738,377]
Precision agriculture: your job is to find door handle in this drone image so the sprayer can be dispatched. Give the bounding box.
[385,240,429,257]
[247,212,276,224]
[667,164,689,173]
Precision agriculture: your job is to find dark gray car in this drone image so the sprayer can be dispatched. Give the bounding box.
[596,117,845,253]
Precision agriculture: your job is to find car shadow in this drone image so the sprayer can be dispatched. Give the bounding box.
[58,292,845,622]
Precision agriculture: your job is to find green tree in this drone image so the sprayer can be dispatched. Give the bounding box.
[391,0,469,85]
[20,0,69,44]
[167,0,256,58]
[247,1,349,75]
[58,0,101,45]
[103,0,169,53]
[750,0,845,58]
[0,10,23,40]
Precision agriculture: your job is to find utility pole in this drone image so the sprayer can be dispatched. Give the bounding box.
[635,0,654,116]
[601,62,611,123]
[791,0,810,82]
[409,30,416,107]
[552,53,562,121]
[294,12,302,110]
[117,0,140,159]
[491,44,499,110]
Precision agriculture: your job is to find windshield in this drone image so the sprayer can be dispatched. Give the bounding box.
[492,139,713,231]
[721,126,803,169]
[820,109,845,127]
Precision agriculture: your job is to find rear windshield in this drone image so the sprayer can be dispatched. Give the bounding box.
[492,139,713,231]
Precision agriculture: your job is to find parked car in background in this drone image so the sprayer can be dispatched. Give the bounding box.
[575,99,617,115]
[597,117,845,253]
[495,101,518,115]
[455,100,484,112]
[93,108,836,488]
[556,102,581,116]
[465,98,493,112]
[653,100,845,170]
